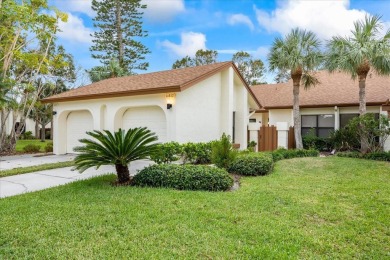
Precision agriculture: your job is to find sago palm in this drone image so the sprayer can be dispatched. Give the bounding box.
[74,127,158,184]
[325,15,390,153]
[268,28,322,149]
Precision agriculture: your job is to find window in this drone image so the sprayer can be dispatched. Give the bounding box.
[301,114,334,137]
[340,114,359,128]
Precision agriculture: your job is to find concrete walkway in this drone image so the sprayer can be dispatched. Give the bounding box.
[0,160,152,199]
[0,154,75,171]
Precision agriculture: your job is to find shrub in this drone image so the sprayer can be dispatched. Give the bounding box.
[339,114,390,152]
[336,151,362,159]
[182,142,213,164]
[211,133,237,169]
[363,151,390,161]
[271,148,319,161]
[45,142,53,153]
[21,131,34,140]
[247,141,257,152]
[330,126,360,151]
[303,133,332,151]
[150,142,182,164]
[337,151,390,161]
[133,164,233,191]
[228,153,273,176]
[23,144,41,153]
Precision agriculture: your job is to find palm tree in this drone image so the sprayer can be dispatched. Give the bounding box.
[268,28,322,149]
[325,15,390,153]
[74,127,158,184]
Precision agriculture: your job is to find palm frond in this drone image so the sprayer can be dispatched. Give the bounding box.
[74,127,158,173]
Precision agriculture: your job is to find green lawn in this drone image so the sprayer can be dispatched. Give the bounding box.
[15,139,52,152]
[0,161,74,178]
[0,157,389,258]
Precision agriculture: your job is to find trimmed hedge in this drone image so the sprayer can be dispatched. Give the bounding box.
[228,153,273,176]
[271,148,320,162]
[23,144,41,153]
[132,164,233,191]
[337,151,390,162]
[45,142,53,153]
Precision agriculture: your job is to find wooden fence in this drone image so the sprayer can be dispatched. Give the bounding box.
[248,125,296,152]
[258,125,278,151]
[288,126,296,149]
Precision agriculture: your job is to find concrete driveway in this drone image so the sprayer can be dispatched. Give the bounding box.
[0,156,152,198]
[0,153,75,171]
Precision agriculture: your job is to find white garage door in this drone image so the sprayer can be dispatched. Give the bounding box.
[66,111,93,153]
[122,106,166,142]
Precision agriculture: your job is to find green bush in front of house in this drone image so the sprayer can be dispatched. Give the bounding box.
[23,143,41,153]
[150,142,182,164]
[211,133,237,169]
[337,151,390,162]
[228,153,274,176]
[271,148,320,161]
[181,141,214,164]
[132,164,233,191]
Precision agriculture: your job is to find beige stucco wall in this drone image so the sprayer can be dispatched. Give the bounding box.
[52,67,254,154]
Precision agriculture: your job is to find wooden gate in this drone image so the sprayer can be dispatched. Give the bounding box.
[288,126,296,149]
[258,125,278,151]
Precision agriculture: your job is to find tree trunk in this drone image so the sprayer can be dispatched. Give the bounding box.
[115,0,124,68]
[358,76,367,116]
[359,74,368,153]
[293,81,303,149]
[40,123,45,142]
[115,163,130,183]
[35,116,39,139]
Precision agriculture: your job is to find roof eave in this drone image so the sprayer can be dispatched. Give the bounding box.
[41,86,182,103]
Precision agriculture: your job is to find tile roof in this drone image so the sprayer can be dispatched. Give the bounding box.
[43,61,253,103]
[251,70,390,109]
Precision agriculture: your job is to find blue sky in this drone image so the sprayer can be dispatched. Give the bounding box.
[49,0,390,85]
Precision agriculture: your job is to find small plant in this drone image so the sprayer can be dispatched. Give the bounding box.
[211,133,237,169]
[21,131,34,140]
[150,142,182,164]
[133,164,233,191]
[23,144,41,153]
[181,142,214,164]
[247,141,257,152]
[303,131,332,151]
[44,142,53,153]
[228,153,273,176]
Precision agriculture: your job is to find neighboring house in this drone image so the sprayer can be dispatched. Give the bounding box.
[250,70,390,151]
[2,111,48,137]
[43,62,261,154]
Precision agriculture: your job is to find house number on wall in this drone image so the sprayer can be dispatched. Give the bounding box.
[166,93,176,98]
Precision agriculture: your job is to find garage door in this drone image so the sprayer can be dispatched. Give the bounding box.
[66,111,93,153]
[122,106,166,142]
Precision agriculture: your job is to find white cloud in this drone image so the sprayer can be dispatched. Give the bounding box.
[227,14,254,31]
[57,13,94,44]
[160,32,206,57]
[142,0,185,22]
[254,0,369,39]
[52,0,94,17]
[217,46,269,59]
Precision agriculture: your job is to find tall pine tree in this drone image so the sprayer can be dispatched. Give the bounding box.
[90,0,150,74]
